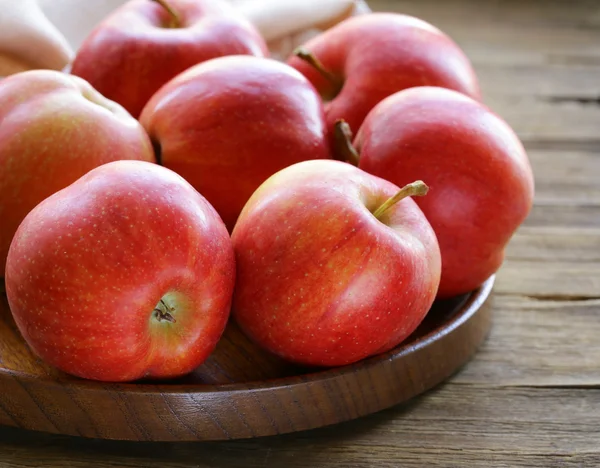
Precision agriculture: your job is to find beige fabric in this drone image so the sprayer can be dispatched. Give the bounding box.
[0,0,72,76]
[38,0,128,51]
[240,0,369,60]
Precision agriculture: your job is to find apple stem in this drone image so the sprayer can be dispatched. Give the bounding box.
[293,47,341,90]
[154,299,177,323]
[155,309,177,323]
[372,181,429,220]
[334,119,360,166]
[152,0,180,28]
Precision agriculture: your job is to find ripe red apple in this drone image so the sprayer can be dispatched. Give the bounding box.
[140,55,331,231]
[71,0,268,118]
[231,160,441,367]
[0,69,155,276]
[349,86,535,298]
[5,160,235,382]
[287,13,480,134]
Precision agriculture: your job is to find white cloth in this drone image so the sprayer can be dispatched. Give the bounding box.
[0,0,72,75]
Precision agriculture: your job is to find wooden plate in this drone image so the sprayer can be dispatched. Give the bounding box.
[0,276,493,441]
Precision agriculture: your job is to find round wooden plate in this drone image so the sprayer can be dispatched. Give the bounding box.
[0,276,493,441]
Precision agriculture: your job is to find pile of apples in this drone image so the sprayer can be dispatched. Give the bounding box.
[0,0,534,382]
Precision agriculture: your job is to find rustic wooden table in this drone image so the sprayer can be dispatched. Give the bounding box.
[2,0,599,466]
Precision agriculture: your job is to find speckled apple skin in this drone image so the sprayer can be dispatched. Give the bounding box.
[288,13,480,135]
[232,160,441,367]
[5,161,235,382]
[71,0,269,118]
[0,70,155,276]
[356,87,534,298]
[141,56,331,231]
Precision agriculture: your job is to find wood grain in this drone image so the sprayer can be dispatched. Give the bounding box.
[0,0,598,465]
[507,227,600,262]
[1,386,599,468]
[0,279,493,441]
[381,0,600,143]
[496,259,600,297]
[454,295,600,386]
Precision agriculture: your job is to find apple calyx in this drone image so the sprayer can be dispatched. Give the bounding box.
[153,298,177,323]
[334,119,360,166]
[151,0,181,28]
[293,47,343,99]
[373,181,429,220]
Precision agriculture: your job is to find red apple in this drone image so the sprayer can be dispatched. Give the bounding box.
[5,160,235,382]
[231,160,441,367]
[140,55,331,231]
[71,0,268,118]
[287,13,480,134]
[0,69,155,276]
[350,86,534,298]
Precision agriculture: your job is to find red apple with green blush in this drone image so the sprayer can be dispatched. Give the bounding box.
[5,160,235,382]
[232,160,441,367]
[288,13,480,135]
[71,0,268,117]
[347,86,534,298]
[0,69,155,276]
[140,55,331,231]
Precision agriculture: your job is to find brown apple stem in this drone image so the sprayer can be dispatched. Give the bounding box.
[152,0,180,28]
[334,119,360,165]
[293,47,341,89]
[373,181,429,220]
[155,309,177,323]
[154,299,177,323]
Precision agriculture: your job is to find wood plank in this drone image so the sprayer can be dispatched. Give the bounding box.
[524,204,600,228]
[496,138,600,291]
[375,0,600,69]
[507,227,600,262]
[496,258,600,297]
[376,0,600,55]
[486,99,600,143]
[0,386,598,467]
[503,148,600,227]
[375,0,600,30]
[476,62,600,95]
[476,65,600,98]
[454,294,600,386]
[448,24,600,69]
[529,150,600,203]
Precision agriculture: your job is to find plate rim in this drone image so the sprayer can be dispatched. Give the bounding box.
[0,275,495,395]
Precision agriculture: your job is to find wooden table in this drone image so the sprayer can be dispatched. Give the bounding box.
[2,0,600,466]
